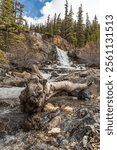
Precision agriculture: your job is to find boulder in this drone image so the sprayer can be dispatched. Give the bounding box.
[48,127,61,134]
[44,103,59,112]
[62,106,74,114]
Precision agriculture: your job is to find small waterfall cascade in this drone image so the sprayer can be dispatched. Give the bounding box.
[56,46,71,67]
[36,33,43,39]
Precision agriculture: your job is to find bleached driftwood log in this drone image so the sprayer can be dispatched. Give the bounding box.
[19,65,91,130]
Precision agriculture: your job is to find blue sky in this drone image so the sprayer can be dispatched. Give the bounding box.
[19,0,99,25]
[19,0,52,18]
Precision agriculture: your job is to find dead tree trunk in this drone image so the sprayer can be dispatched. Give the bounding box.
[45,81,88,100]
[19,65,91,130]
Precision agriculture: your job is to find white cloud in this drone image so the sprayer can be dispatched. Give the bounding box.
[25,0,99,26]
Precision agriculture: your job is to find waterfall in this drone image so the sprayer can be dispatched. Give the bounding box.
[36,33,43,39]
[56,46,71,67]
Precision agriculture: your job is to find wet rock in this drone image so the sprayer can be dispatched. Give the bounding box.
[48,127,61,134]
[78,90,92,100]
[48,145,63,150]
[69,89,92,101]
[0,64,9,77]
[51,71,59,78]
[62,106,74,114]
[29,144,47,150]
[0,68,6,77]
[72,145,83,150]
[68,51,79,59]
[48,116,63,129]
[79,71,89,77]
[44,103,59,112]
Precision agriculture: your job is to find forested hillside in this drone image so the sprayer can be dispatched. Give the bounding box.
[31,1,100,48]
[0,0,100,51]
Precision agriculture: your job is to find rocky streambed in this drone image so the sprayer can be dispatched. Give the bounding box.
[0,66,100,150]
[0,42,100,150]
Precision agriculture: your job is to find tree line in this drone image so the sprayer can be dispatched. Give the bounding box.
[0,0,28,51]
[0,0,100,51]
[30,0,100,48]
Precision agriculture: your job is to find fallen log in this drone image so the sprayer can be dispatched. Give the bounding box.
[39,66,86,72]
[19,65,92,130]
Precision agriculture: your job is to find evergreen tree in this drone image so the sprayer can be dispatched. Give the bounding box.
[73,20,78,47]
[85,13,91,44]
[64,0,69,38]
[14,0,25,27]
[0,0,27,51]
[53,13,57,35]
[66,5,74,43]
[0,0,15,50]
[77,4,85,47]
[56,13,61,35]
[60,20,65,37]
[47,15,53,36]
[26,1,100,48]
[90,15,100,44]
[24,20,29,31]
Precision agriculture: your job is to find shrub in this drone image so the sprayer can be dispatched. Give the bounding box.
[0,49,8,64]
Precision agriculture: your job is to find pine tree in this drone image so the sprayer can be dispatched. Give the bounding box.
[90,15,100,44]
[56,13,61,35]
[72,20,78,47]
[66,5,74,43]
[29,1,100,48]
[24,20,29,31]
[14,0,25,27]
[85,13,91,44]
[0,0,2,16]
[53,13,57,35]
[0,0,27,51]
[64,0,69,38]
[0,0,15,50]
[60,20,65,37]
[77,4,85,47]
[46,15,53,36]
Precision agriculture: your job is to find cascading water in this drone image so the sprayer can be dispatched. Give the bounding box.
[36,33,43,39]
[56,46,71,67]
[41,46,86,80]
